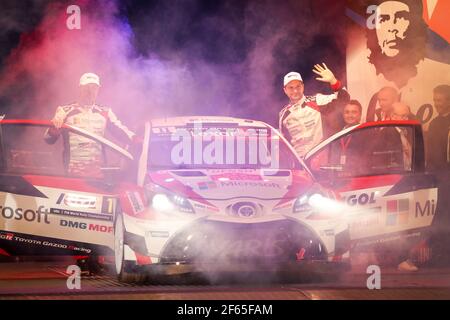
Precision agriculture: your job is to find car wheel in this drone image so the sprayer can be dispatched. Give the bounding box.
[114,213,145,283]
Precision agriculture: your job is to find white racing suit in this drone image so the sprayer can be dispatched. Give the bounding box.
[44,103,135,177]
[279,81,348,158]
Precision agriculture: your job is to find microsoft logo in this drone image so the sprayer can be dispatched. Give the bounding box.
[386,199,409,226]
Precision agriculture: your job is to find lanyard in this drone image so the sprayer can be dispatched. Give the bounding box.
[340,136,352,155]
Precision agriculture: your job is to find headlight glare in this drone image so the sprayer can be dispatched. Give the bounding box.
[151,192,195,214]
[152,193,174,212]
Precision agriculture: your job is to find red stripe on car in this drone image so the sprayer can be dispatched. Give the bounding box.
[0,248,11,256]
[23,175,113,194]
[336,175,402,192]
[135,252,152,265]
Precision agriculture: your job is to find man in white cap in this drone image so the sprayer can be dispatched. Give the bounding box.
[45,72,135,177]
[279,63,349,157]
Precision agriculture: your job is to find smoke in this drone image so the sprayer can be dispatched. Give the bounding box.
[2,0,443,285]
[0,0,347,130]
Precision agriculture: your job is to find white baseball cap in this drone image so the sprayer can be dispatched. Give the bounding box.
[283,71,303,86]
[79,72,100,86]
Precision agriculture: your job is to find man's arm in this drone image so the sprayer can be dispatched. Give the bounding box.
[425,121,444,171]
[44,106,68,144]
[312,63,350,107]
[105,108,136,144]
[278,106,290,136]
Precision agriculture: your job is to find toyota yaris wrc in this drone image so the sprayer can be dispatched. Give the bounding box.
[0,117,437,283]
[115,117,350,282]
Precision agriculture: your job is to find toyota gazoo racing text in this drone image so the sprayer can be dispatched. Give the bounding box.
[115,117,350,282]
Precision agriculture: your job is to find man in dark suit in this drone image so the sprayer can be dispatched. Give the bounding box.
[426,85,450,267]
[328,101,369,177]
[391,102,414,170]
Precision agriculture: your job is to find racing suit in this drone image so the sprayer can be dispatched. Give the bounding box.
[44,103,135,177]
[279,81,349,158]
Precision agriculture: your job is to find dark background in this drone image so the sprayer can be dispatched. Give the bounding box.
[0,0,348,127]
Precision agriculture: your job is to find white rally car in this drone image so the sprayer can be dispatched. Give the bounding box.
[115,117,351,282]
[0,117,437,283]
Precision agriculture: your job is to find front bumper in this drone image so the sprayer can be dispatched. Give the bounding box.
[133,260,351,278]
[125,218,340,265]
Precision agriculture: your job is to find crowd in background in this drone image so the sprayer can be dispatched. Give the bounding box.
[279,65,450,271]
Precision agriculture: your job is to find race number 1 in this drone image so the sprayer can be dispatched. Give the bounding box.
[102,197,116,215]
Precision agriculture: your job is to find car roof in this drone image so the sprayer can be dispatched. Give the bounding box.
[150,116,269,128]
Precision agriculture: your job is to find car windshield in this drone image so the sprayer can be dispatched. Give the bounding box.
[148,124,304,170]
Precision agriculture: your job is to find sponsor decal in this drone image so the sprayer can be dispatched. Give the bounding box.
[219,181,281,188]
[49,208,112,221]
[6,234,91,253]
[197,181,217,190]
[0,232,14,241]
[210,173,262,181]
[146,231,170,238]
[200,237,288,258]
[356,231,421,248]
[101,196,116,215]
[322,229,335,237]
[59,219,113,233]
[126,192,144,214]
[386,199,409,226]
[296,248,306,261]
[350,207,381,229]
[343,192,377,206]
[57,193,97,209]
[0,205,50,224]
[208,169,256,174]
[415,199,436,218]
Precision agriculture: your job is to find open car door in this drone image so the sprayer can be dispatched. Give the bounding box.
[304,121,437,251]
[0,120,133,257]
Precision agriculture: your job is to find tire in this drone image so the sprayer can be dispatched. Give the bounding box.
[114,213,146,284]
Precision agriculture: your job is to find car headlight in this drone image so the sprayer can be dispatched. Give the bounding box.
[293,193,326,213]
[293,185,342,215]
[171,194,195,213]
[151,192,195,214]
[152,194,174,212]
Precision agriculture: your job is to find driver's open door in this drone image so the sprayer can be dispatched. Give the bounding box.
[0,120,133,257]
[304,121,437,249]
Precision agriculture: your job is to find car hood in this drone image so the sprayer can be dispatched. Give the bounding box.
[147,169,313,201]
